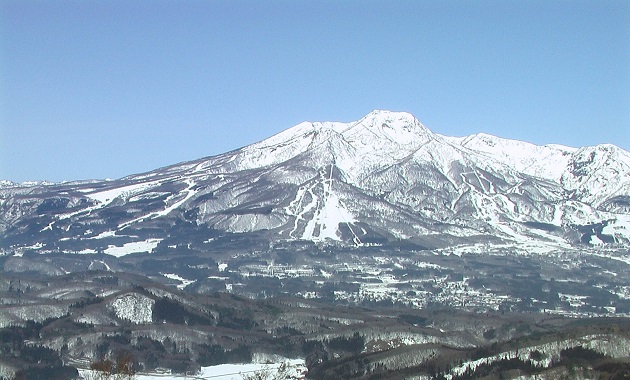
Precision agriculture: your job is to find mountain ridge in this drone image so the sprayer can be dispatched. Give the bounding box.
[1,110,629,256]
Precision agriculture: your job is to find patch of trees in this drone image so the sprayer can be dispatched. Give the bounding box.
[13,365,78,380]
[131,337,166,370]
[450,346,613,380]
[303,333,368,379]
[17,345,62,365]
[0,318,60,347]
[95,332,134,360]
[300,340,325,367]
[315,357,371,380]
[529,349,545,361]
[93,336,196,374]
[107,333,132,346]
[261,333,306,359]
[0,326,78,380]
[305,349,371,380]
[468,343,499,361]
[241,276,283,298]
[216,306,256,330]
[70,296,104,309]
[398,314,428,326]
[90,351,136,379]
[152,297,214,325]
[593,360,630,379]
[327,332,365,354]
[94,275,119,285]
[103,335,198,374]
[99,207,134,226]
[274,326,304,336]
[560,346,605,362]
[196,344,252,366]
[483,328,496,340]
[36,198,70,213]
[151,220,222,252]
[452,357,538,380]
[133,336,165,353]
[159,354,197,374]
[523,221,559,232]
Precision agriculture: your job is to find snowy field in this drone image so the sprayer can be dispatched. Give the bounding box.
[79,359,306,380]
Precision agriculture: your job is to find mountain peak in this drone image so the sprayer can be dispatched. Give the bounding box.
[346,110,434,144]
[357,110,427,130]
[363,109,416,119]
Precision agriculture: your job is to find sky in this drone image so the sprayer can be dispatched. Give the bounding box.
[1,0,628,182]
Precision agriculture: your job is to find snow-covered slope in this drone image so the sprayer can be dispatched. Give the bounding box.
[447,133,630,210]
[1,110,629,256]
[444,133,576,181]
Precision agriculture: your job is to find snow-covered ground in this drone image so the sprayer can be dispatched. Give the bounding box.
[162,273,196,290]
[82,182,156,205]
[78,359,306,380]
[104,239,162,257]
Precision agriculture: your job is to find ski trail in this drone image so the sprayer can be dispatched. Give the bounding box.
[286,186,308,238]
[300,184,320,239]
[119,179,196,229]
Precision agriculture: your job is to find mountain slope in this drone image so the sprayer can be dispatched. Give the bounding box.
[1,110,629,256]
[447,133,630,210]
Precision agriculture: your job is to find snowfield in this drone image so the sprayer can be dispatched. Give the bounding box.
[104,239,162,257]
[78,359,306,380]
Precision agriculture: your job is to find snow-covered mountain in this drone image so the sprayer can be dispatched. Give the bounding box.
[2,110,629,257]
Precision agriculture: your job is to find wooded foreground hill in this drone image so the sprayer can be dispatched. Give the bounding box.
[1,270,629,379]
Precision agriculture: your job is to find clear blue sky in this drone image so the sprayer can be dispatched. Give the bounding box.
[1,0,628,182]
